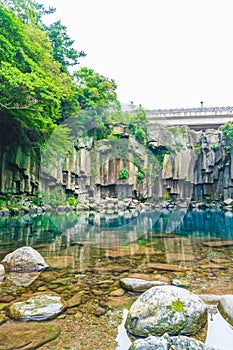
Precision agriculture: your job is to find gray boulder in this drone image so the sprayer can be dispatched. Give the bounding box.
[126,285,207,337]
[2,246,48,272]
[7,292,67,321]
[0,264,5,282]
[129,334,218,350]
[217,294,233,326]
[120,278,168,292]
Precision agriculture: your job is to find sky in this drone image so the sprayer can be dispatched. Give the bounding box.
[41,0,233,110]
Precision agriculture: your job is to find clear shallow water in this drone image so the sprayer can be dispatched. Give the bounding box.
[1,208,233,350]
[1,208,233,250]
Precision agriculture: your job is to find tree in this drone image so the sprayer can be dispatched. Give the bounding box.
[0,0,55,24]
[46,20,86,72]
[74,67,118,109]
[0,5,76,147]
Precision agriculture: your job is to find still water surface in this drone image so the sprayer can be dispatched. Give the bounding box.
[0,208,233,349]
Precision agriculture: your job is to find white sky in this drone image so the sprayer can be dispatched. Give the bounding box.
[41,0,233,109]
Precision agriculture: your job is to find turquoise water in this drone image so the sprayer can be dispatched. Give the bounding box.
[0,208,233,252]
[1,208,233,349]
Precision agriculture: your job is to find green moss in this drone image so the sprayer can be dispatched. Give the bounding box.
[172,300,184,313]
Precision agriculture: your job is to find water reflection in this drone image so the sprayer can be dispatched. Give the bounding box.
[1,208,233,252]
[0,209,233,349]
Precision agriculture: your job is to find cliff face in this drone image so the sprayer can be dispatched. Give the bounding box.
[0,145,39,195]
[0,125,232,203]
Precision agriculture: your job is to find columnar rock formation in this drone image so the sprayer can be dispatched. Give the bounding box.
[0,124,232,202]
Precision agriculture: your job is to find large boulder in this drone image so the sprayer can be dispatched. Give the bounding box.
[0,264,5,281]
[129,334,218,350]
[217,295,233,326]
[6,292,67,321]
[126,285,207,337]
[120,278,168,292]
[2,246,48,272]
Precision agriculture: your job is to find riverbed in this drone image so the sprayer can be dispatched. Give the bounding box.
[0,208,233,349]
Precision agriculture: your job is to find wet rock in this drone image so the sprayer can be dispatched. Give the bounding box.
[172,279,189,288]
[2,247,48,272]
[129,333,218,350]
[166,253,196,262]
[147,263,188,272]
[0,322,61,350]
[0,314,8,325]
[91,265,130,273]
[171,335,218,350]
[120,278,168,292]
[202,241,233,248]
[200,263,227,270]
[46,256,75,269]
[199,294,222,304]
[210,258,229,264]
[126,285,207,337]
[110,288,126,297]
[7,292,67,321]
[217,294,233,326]
[0,295,15,303]
[129,334,171,350]
[223,198,233,206]
[0,264,5,281]
[94,306,106,317]
[6,271,41,286]
[67,293,82,308]
[127,273,170,284]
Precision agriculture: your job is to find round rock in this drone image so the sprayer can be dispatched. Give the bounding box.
[218,294,233,326]
[126,285,207,337]
[129,334,217,350]
[120,278,168,292]
[0,264,5,281]
[7,292,67,321]
[2,246,48,272]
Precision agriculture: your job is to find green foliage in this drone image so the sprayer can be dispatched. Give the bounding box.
[46,20,86,72]
[67,196,80,207]
[137,171,145,184]
[41,188,67,207]
[0,199,5,208]
[134,127,146,143]
[119,167,129,180]
[225,145,231,154]
[211,144,219,150]
[194,143,202,155]
[172,300,184,313]
[221,122,233,145]
[0,4,77,148]
[153,146,170,166]
[163,191,170,200]
[74,67,118,109]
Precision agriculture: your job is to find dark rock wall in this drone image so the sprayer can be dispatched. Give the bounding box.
[0,125,232,202]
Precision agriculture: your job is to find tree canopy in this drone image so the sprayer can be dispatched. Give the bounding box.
[0,4,77,147]
[0,0,148,151]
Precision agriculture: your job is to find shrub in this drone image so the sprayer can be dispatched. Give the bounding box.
[119,167,129,180]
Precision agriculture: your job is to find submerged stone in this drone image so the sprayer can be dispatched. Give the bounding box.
[120,277,168,292]
[6,271,41,286]
[126,285,207,337]
[0,322,61,350]
[6,292,67,321]
[45,256,74,269]
[2,246,48,272]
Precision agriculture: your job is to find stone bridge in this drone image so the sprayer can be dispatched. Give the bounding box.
[147,106,233,130]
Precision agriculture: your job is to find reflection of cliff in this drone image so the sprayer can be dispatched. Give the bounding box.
[1,125,233,202]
